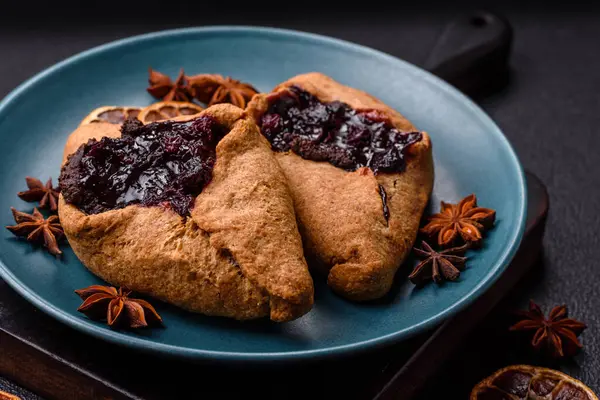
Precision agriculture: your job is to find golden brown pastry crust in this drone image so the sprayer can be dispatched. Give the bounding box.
[62,122,121,164]
[59,104,314,321]
[246,73,434,301]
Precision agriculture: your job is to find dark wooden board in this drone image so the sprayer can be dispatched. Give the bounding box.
[0,171,547,400]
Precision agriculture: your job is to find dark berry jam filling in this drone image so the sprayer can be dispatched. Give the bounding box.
[259,86,422,173]
[59,116,226,216]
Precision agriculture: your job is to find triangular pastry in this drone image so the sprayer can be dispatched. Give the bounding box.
[247,73,434,301]
[58,104,314,321]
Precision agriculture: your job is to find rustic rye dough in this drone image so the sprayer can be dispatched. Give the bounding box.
[247,73,434,301]
[58,104,314,322]
[62,122,121,164]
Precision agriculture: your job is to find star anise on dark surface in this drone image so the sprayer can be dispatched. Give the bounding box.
[420,193,496,248]
[147,68,193,102]
[17,176,60,212]
[187,74,259,108]
[75,285,163,329]
[5,207,63,256]
[409,240,469,285]
[510,300,587,358]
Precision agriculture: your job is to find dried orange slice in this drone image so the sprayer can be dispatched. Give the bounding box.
[80,106,141,125]
[470,365,598,400]
[0,390,21,400]
[137,101,203,124]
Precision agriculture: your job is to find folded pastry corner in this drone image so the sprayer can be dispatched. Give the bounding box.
[62,122,121,164]
[59,104,313,322]
[246,73,434,301]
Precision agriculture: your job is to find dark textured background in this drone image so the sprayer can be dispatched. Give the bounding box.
[1,1,599,398]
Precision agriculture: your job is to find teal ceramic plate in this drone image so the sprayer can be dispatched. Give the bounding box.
[0,26,526,362]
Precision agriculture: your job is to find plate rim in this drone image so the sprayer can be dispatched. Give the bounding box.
[0,25,527,362]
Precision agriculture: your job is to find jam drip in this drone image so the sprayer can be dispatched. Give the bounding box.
[259,86,422,173]
[378,184,390,222]
[59,115,226,216]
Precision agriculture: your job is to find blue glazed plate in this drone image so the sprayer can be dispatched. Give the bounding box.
[0,26,526,362]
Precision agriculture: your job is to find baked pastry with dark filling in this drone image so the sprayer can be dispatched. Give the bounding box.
[247,73,434,301]
[58,104,314,322]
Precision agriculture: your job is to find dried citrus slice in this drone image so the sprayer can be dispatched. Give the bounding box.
[470,365,598,400]
[80,106,141,125]
[137,101,203,124]
[0,390,21,400]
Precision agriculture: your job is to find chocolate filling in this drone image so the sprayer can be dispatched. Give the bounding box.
[59,116,226,216]
[259,86,422,174]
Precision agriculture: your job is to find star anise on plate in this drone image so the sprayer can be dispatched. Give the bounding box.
[509,300,587,358]
[409,240,469,285]
[17,176,60,212]
[187,74,259,108]
[5,207,63,256]
[420,193,496,247]
[75,285,163,329]
[147,68,193,102]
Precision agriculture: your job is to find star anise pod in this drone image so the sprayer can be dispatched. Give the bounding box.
[510,300,587,358]
[147,68,193,102]
[75,285,163,329]
[17,176,60,212]
[420,193,496,247]
[187,74,258,108]
[5,207,63,255]
[409,240,469,285]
